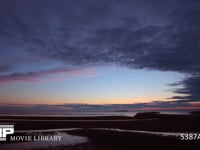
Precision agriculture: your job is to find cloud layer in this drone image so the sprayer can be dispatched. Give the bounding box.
[0,0,200,102]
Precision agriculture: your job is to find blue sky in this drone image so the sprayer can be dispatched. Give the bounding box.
[0,65,183,104]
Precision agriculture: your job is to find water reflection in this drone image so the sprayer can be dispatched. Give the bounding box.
[0,132,88,150]
[91,128,180,137]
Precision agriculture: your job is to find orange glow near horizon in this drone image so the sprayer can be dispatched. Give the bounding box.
[0,95,172,105]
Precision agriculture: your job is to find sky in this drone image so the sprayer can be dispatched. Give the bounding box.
[0,0,200,112]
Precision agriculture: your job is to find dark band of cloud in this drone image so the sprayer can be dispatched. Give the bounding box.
[0,65,11,72]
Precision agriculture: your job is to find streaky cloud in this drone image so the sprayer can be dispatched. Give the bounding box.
[0,67,97,84]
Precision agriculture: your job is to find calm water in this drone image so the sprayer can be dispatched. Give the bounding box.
[0,132,88,150]
[0,111,189,117]
[0,111,137,117]
[0,128,181,150]
[90,128,181,137]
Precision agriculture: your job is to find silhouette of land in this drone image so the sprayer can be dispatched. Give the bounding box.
[1,112,200,149]
[0,112,200,132]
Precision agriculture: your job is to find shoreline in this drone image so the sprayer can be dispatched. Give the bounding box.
[3,127,200,150]
[0,112,200,132]
[1,112,200,149]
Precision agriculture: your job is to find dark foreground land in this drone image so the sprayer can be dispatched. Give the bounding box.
[0,112,200,132]
[67,128,200,150]
[1,112,200,149]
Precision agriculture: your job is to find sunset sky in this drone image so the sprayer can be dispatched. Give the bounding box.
[0,0,200,111]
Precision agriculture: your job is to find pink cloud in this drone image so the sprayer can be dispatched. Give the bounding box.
[0,67,97,85]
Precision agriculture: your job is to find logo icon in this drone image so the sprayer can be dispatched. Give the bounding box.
[0,125,14,141]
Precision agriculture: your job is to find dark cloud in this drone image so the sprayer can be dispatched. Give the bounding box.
[0,0,200,102]
[170,76,200,102]
[0,65,11,72]
[0,104,73,115]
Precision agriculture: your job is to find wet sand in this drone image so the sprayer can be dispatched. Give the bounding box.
[1,112,200,149]
[67,128,200,149]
